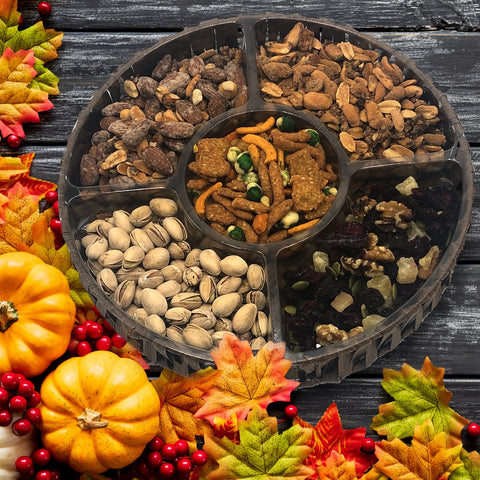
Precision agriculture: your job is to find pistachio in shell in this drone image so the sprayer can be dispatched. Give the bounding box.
[199,275,216,303]
[183,324,213,350]
[113,279,136,310]
[108,227,131,252]
[143,247,170,270]
[143,222,171,247]
[97,268,118,295]
[232,303,257,334]
[98,249,124,269]
[212,292,242,317]
[122,245,145,270]
[130,228,155,253]
[164,307,191,325]
[150,197,178,218]
[145,314,166,335]
[219,255,248,277]
[199,249,221,276]
[246,263,265,290]
[112,210,134,233]
[216,276,243,296]
[85,236,108,260]
[140,288,168,316]
[156,280,182,298]
[161,216,187,241]
[129,205,152,227]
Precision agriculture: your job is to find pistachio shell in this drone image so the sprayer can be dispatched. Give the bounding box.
[185,248,201,267]
[81,234,100,249]
[112,210,134,232]
[214,317,233,332]
[250,337,267,350]
[183,266,203,286]
[216,276,243,296]
[116,266,145,282]
[130,205,152,227]
[132,307,148,324]
[150,197,178,217]
[85,236,108,260]
[87,259,102,276]
[140,288,168,316]
[145,314,166,335]
[245,290,267,310]
[162,216,187,241]
[164,307,191,325]
[168,241,191,260]
[113,280,136,310]
[220,255,248,277]
[97,268,118,295]
[199,249,222,276]
[156,280,182,298]
[160,264,183,283]
[143,222,171,247]
[143,247,170,270]
[130,228,155,253]
[183,324,213,350]
[232,303,257,334]
[85,219,105,234]
[108,227,131,251]
[190,306,217,329]
[212,330,234,346]
[246,264,265,290]
[166,325,186,344]
[199,275,217,303]
[138,270,165,289]
[170,292,203,310]
[98,249,124,269]
[95,219,113,237]
[212,293,242,317]
[122,245,145,269]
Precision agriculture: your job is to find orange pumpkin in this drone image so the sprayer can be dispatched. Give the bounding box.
[0,251,76,377]
[38,350,160,474]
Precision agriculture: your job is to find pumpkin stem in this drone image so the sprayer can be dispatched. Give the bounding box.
[0,301,18,332]
[77,408,109,431]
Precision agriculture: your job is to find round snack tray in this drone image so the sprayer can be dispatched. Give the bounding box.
[59,15,473,387]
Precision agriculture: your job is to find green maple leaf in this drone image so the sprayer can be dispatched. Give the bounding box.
[202,406,315,480]
[0,0,63,95]
[371,357,469,443]
[450,450,480,480]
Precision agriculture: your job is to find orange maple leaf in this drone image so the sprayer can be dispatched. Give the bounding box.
[0,48,54,138]
[316,451,359,480]
[151,368,221,446]
[295,403,374,479]
[194,334,299,424]
[372,419,463,480]
[0,181,41,252]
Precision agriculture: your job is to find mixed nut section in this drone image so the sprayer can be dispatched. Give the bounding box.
[280,167,460,352]
[80,46,247,188]
[81,197,270,351]
[258,22,447,161]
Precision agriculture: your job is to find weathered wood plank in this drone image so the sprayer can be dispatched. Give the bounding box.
[5,31,478,146]
[18,0,480,31]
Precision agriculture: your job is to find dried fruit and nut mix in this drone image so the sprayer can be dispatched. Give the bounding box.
[187,115,338,243]
[280,167,460,352]
[258,22,447,161]
[79,46,247,187]
[80,197,270,352]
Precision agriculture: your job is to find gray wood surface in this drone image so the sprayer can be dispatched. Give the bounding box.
[6,1,480,445]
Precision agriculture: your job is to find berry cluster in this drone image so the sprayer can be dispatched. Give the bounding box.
[68,320,127,357]
[0,373,41,436]
[134,437,208,479]
[43,190,63,249]
[15,447,61,480]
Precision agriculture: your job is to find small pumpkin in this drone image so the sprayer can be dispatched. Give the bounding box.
[0,252,76,378]
[0,414,36,479]
[38,350,160,474]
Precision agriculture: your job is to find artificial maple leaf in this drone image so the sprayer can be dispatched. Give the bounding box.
[0,181,40,252]
[371,357,469,444]
[214,414,240,444]
[295,403,373,479]
[0,154,56,197]
[203,406,314,480]
[151,368,221,445]
[373,419,463,480]
[450,449,480,479]
[194,335,299,425]
[0,47,53,138]
[0,0,63,94]
[316,451,359,480]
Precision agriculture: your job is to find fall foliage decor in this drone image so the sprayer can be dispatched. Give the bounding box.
[38,350,161,474]
[0,251,76,378]
[0,0,62,141]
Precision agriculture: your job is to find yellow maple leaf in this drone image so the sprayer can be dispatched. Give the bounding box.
[317,451,359,480]
[373,419,463,480]
[151,368,221,446]
[0,181,40,252]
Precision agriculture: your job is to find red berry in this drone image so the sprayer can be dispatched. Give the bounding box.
[15,456,34,474]
[51,200,59,216]
[176,457,193,475]
[87,322,103,339]
[37,1,52,16]
[146,450,163,469]
[1,372,19,390]
[72,324,88,341]
[83,320,94,329]
[147,436,164,452]
[9,395,28,413]
[467,422,480,437]
[95,335,112,351]
[36,470,53,480]
[175,439,189,456]
[111,333,127,348]
[49,217,62,234]
[0,409,12,426]
[27,391,41,408]
[18,15,24,27]
[0,387,9,405]
[161,443,177,461]
[25,407,42,425]
[12,418,32,436]
[158,462,175,478]
[191,450,208,467]
[17,380,35,398]
[44,190,58,204]
[362,437,376,453]
[50,470,61,480]
[32,448,51,467]
[284,404,298,418]
[7,134,22,149]
[135,459,151,477]
[76,341,93,357]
